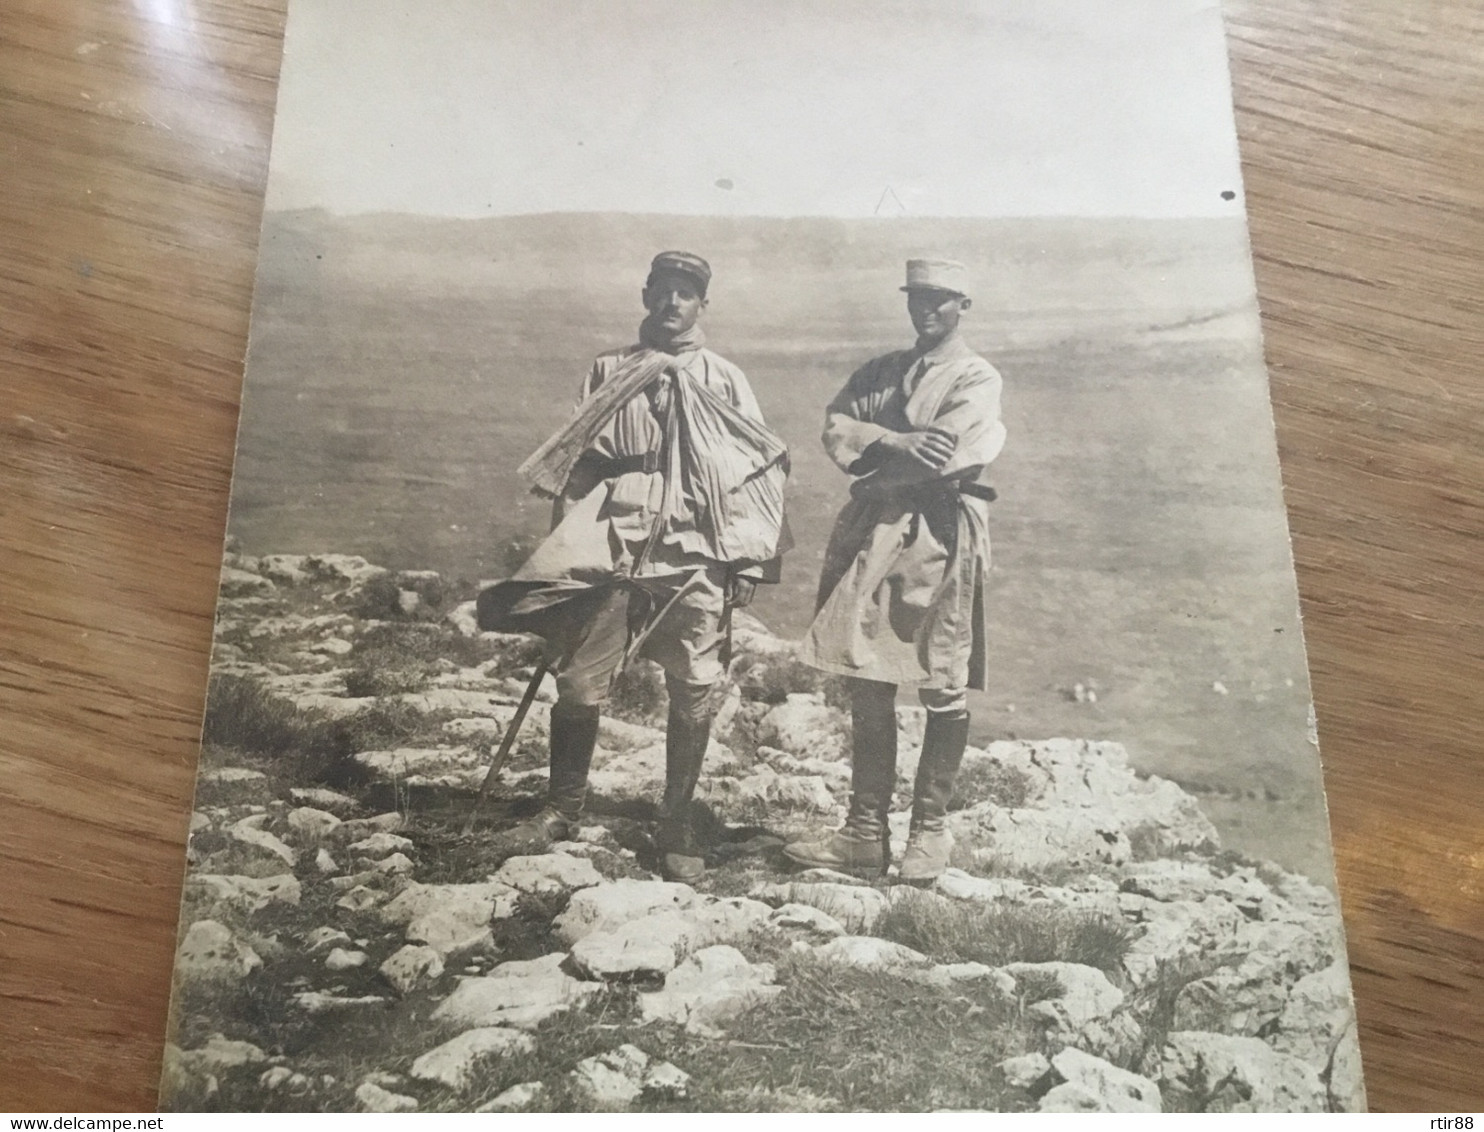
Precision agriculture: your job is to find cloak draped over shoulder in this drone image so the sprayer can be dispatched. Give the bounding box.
[478,320,789,679]
[800,333,1005,690]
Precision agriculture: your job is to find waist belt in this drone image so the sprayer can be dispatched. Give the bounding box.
[957,481,997,502]
[580,450,662,479]
[855,477,997,504]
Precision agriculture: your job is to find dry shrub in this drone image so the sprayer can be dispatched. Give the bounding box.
[872,889,1134,974]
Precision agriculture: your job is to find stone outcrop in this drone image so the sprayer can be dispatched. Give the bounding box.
[1161,1031,1327,1113]
[409,1027,535,1092]
[638,946,782,1032]
[1039,1048,1161,1113]
[175,921,262,987]
[173,550,1365,1114]
[431,953,602,1031]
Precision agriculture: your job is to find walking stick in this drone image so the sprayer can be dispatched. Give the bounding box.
[461,658,550,836]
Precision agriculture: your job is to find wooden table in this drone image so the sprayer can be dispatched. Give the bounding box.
[2,0,1480,1112]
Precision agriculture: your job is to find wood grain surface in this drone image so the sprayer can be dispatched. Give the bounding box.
[2,0,1480,1113]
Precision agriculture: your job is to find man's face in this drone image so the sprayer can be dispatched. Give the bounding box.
[907,288,970,345]
[643,271,707,335]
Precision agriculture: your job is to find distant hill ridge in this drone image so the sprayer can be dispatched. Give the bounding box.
[257,209,1258,342]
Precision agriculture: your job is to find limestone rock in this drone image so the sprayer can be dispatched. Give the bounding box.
[1040,1048,1161,1113]
[998,1052,1051,1090]
[639,945,782,1032]
[187,873,301,914]
[379,881,515,956]
[811,935,929,970]
[173,1034,267,1076]
[286,806,342,842]
[305,927,352,953]
[697,764,837,815]
[303,553,388,589]
[331,813,405,845]
[256,554,311,584]
[750,881,889,934]
[354,745,483,789]
[259,1067,311,1094]
[1270,962,1366,1112]
[952,804,1131,874]
[289,786,360,814]
[1233,919,1335,983]
[1122,896,1247,985]
[355,1081,418,1113]
[369,852,415,876]
[934,868,1121,917]
[643,1060,692,1100]
[446,599,481,638]
[911,963,1017,994]
[442,717,504,740]
[1174,943,1316,1036]
[586,737,738,801]
[598,715,666,751]
[477,1081,548,1112]
[1120,859,1221,903]
[400,689,511,717]
[200,767,267,785]
[1005,961,1139,1060]
[315,849,340,874]
[767,752,852,796]
[571,911,696,979]
[347,831,415,857]
[492,851,603,896]
[756,694,846,759]
[570,1044,650,1110]
[380,944,445,994]
[159,1046,219,1106]
[175,920,261,986]
[335,884,385,913]
[409,1027,535,1092]
[293,992,387,1014]
[1161,1031,1326,1112]
[432,952,602,1030]
[227,814,297,867]
[769,903,846,937]
[553,879,698,945]
[325,948,368,971]
[730,609,794,657]
[221,567,275,597]
[954,739,1218,859]
[571,898,772,980]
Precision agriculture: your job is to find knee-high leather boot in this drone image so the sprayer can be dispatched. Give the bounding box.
[782,683,897,879]
[656,683,713,882]
[900,711,969,882]
[490,699,599,854]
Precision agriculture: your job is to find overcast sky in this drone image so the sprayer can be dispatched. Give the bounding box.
[263,0,1244,219]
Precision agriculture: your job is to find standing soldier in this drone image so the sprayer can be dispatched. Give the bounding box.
[478,251,789,882]
[785,258,1005,882]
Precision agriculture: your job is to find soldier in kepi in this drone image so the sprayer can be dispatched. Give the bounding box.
[784,257,1005,883]
[477,251,789,883]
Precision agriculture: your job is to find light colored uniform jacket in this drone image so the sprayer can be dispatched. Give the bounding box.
[801,334,1005,690]
[519,342,783,583]
[495,340,787,692]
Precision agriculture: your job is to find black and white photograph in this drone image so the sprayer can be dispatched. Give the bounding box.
[163,0,1366,1112]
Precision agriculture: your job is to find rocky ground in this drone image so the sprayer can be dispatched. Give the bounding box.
[162,551,1365,1112]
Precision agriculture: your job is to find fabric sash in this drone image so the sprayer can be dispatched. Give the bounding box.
[516,326,790,564]
[517,349,675,497]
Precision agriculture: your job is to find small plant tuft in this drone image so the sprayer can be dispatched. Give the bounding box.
[873,890,1135,973]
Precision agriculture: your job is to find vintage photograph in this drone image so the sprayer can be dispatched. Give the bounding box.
[163,0,1366,1112]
